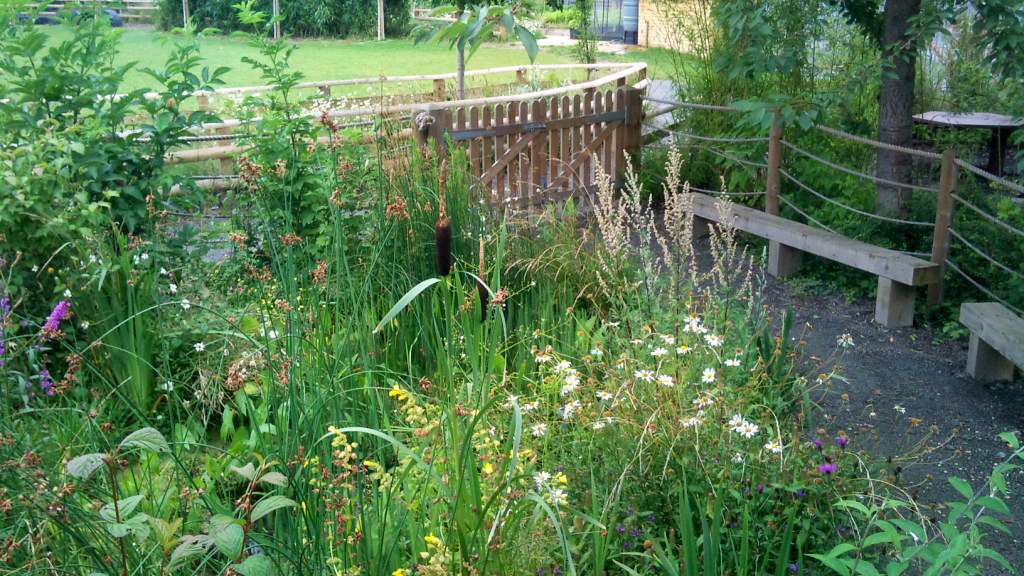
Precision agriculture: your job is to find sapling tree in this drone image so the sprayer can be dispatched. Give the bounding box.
[413,2,539,99]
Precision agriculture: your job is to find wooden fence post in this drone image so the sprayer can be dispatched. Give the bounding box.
[928,149,957,305]
[432,79,446,102]
[765,108,784,216]
[764,109,802,276]
[619,87,643,183]
[412,106,450,160]
[318,85,331,97]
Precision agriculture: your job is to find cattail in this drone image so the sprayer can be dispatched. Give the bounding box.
[435,159,452,276]
[477,236,488,322]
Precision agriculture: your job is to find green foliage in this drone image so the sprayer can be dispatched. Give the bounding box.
[157,0,413,37]
[570,0,597,64]
[0,9,224,312]
[413,3,540,65]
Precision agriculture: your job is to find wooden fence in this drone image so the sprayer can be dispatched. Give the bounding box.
[24,0,158,23]
[413,87,644,204]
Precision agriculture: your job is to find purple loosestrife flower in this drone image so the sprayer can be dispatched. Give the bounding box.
[40,369,53,395]
[0,296,10,367]
[818,463,838,475]
[40,300,71,342]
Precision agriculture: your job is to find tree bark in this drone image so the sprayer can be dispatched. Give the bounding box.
[456,0,466,100]
[875,0,921,217]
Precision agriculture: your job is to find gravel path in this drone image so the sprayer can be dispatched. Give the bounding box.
[758,274,1024,573]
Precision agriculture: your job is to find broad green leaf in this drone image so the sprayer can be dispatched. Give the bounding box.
[973,495,1010,515]
[119,427,170,453]
[100,494,146,523]
[232,462,257,481]
[372,278,441,333]
[66,453,107,480]
[234,553,276,576]
[947,476,973,499]
[807,553,851,575]
[259,471,288,487]
[833,499,870,516]
[515,25,538,63]
[213,522,245,560]
[251,495,297,522]
[106,523,131,538]
[169,535,213,570]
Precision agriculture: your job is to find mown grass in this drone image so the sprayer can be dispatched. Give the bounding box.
[35,27,683,92]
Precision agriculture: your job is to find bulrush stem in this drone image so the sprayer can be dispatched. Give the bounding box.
[107,460,129,576]
[435,159,452,276]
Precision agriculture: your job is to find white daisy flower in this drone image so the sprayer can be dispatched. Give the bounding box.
[739,422,759,438]
[681,416,703,428]
[701,367,715,383]
[635,369,655,382]
[704,334,723,347]
[180,298,190,309]
[661,334,676,345]
[596,391,613,401]
[533,471,551,487]
[764,440,782,454]
[724,358,741,367]
[727,414,744,429]
[838,333,854,348]
[560,382,578,396]
[657,374,675,388]
[554,361,573,374]
[676,345,692,355]
[535,354,551,363]
[531,423,547,437]
[651,347,667,357]
[193,342,205,352]
[522,401,539,412]
[592,420,607,430]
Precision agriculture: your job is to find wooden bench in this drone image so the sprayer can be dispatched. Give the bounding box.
[685,193,941,328]
[959,302,1024,382]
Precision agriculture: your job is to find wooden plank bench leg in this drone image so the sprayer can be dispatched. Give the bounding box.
[875,277,915,328]
[768,241,802,277]
[966,333,1016,382]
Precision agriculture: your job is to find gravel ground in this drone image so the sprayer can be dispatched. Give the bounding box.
[757,268,1024,574]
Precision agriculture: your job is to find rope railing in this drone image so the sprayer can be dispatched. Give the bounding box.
[812,123,944,161]
[780,140,939,193]
[691,145,769,170]
[947,228,1024,281]
[946,259,1024,316]
[954,158,1024,195]
[642,95,742,114]
[779,169,934,227]
[779,195,837,233]
[951,194,1024,239]
[643,123,769,144]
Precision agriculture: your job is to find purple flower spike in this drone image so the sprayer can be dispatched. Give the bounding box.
[41,300,71,341]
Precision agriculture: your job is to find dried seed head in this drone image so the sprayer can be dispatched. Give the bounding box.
[435,159,452,276]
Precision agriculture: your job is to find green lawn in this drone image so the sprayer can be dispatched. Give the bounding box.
[39,28,675,93]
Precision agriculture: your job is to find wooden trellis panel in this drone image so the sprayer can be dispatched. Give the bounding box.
[416,86,642,205]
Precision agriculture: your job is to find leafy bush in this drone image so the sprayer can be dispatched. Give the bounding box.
[157,0,412,37]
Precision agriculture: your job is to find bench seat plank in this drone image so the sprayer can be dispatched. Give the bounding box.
[960,302,1024,381]
[685,193,940,286]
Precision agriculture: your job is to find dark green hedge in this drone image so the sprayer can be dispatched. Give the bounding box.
[157,0,411,38]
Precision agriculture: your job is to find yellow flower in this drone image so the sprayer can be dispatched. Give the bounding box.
[392,570,406,576]
[424,532,441,547]
[555,471,568,485]
[364,460,380,469]
[482,463,494,475]
[389,385,409,402]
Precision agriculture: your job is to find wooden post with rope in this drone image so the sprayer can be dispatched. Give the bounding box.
[928,149,958,305]
[764,109,800,276]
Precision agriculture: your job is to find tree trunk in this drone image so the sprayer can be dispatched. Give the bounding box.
[456,0,466,100]
[875,0,921,217]
[456,44,465,100]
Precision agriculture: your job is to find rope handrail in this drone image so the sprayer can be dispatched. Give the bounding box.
[780,140,939,193]
[954,158,1024,195]
[779,195,837,233]
[948,228,1024,281]
[688,185,763,197]
[693,145,770,170]
[779,169,934,227]
[643,122,769,144]
[946,258,1024,316]
[812,124,944,160]
[642,96,741,114]
[951,194,1024,239]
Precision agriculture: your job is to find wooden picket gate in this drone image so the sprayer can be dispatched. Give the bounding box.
[414,86,643,204]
